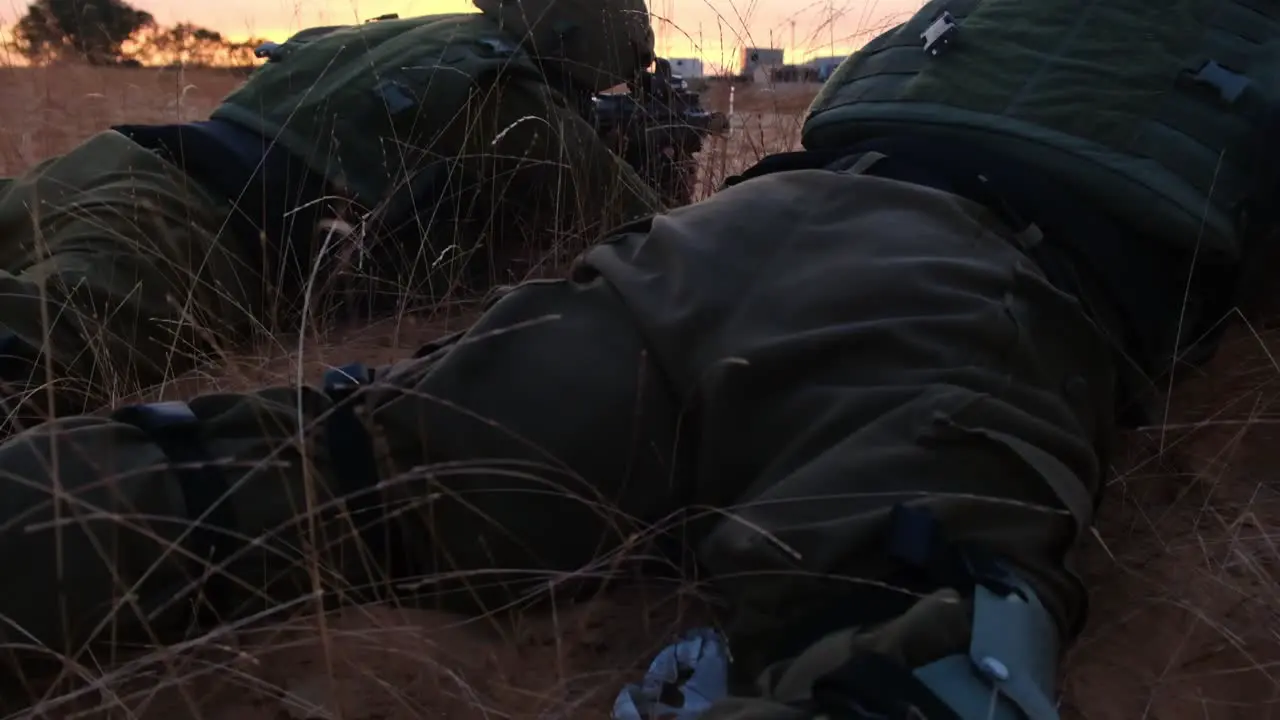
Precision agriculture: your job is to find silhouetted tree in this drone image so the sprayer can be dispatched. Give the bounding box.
[12,0,155,65]
[125,22,265,67]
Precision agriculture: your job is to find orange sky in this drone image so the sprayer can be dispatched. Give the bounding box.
[1,0,919,71]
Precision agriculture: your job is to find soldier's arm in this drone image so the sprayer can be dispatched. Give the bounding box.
[459,75,665,247]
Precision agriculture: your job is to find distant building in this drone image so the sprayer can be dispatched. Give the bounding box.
[668,58,704,77]
[740,47,785,79]
[805,55,845,81]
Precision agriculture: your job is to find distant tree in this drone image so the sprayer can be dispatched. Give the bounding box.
[126,22,265,67]
[12,0,155,65]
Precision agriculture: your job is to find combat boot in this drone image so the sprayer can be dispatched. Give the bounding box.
[622,505,1066,720]
[720,506,1063,720]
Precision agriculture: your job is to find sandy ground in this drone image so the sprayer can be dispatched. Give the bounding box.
[2,65,1279,719]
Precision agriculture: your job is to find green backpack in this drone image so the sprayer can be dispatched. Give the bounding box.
[213,13,546,211]
[804,0,1280,263]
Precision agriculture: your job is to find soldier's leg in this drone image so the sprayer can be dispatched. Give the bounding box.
[0,272,685,669]
[0,130,260,426]
[579,169,1116,718]
[1,164,1115,718]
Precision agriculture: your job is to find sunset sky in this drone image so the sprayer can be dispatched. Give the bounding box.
[1,0,921,70]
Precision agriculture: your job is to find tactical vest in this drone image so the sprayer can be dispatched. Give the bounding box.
[212,13,547,210]
[803,0,1280,263]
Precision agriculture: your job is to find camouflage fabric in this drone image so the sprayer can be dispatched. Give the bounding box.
[0,168,1113,717]
[804,0,1280,263]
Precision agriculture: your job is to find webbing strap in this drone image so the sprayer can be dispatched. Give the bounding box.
[110,401,236,619]
[845,150,888,175]
[944,426,1092,539]
[322,364,399,575]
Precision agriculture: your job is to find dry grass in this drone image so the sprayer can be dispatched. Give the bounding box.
[1,64,1278,720]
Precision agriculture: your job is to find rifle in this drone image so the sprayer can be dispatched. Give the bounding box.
[591,58,729,206]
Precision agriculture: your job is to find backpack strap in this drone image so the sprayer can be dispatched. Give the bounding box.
[322,363,407,583]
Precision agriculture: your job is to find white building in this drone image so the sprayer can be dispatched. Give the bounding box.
[668,58,704,77]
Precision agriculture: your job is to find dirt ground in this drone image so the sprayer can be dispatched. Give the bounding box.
[2,64,1279,719]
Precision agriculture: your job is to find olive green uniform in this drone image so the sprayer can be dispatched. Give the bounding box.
[4,0,1279,718]
[0,168,1110,716]
[0,13,660,424]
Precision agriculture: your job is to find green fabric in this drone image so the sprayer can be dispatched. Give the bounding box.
[215,11,663,299]
[0,130,254,412]
[213,13,654,215]
[0,34,660,417]
[0,273,685,661]
[0,171,1113,718]
[804,0,1280,262]
[213,13,504,206]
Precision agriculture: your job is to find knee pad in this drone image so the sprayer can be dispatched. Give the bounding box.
[910,576,1059,719]
[805,505,1063,720]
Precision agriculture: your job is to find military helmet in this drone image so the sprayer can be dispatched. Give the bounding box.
[473,0,655,92]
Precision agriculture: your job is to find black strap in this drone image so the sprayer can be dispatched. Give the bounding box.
[723,147,855,187]
[810,650,964,720]
[322,364,403,583]
[412,329,468,359]
[885,504,1017,599]
[110,401,237,620]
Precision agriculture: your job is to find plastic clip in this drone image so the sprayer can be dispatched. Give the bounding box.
[921,12,959,57]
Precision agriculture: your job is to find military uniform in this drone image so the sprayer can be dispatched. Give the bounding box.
[0,12,661,427]
[0,1,1275,719]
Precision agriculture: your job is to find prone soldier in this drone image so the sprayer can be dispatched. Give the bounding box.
[0,1,1273,718]
[0,0,663,431]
